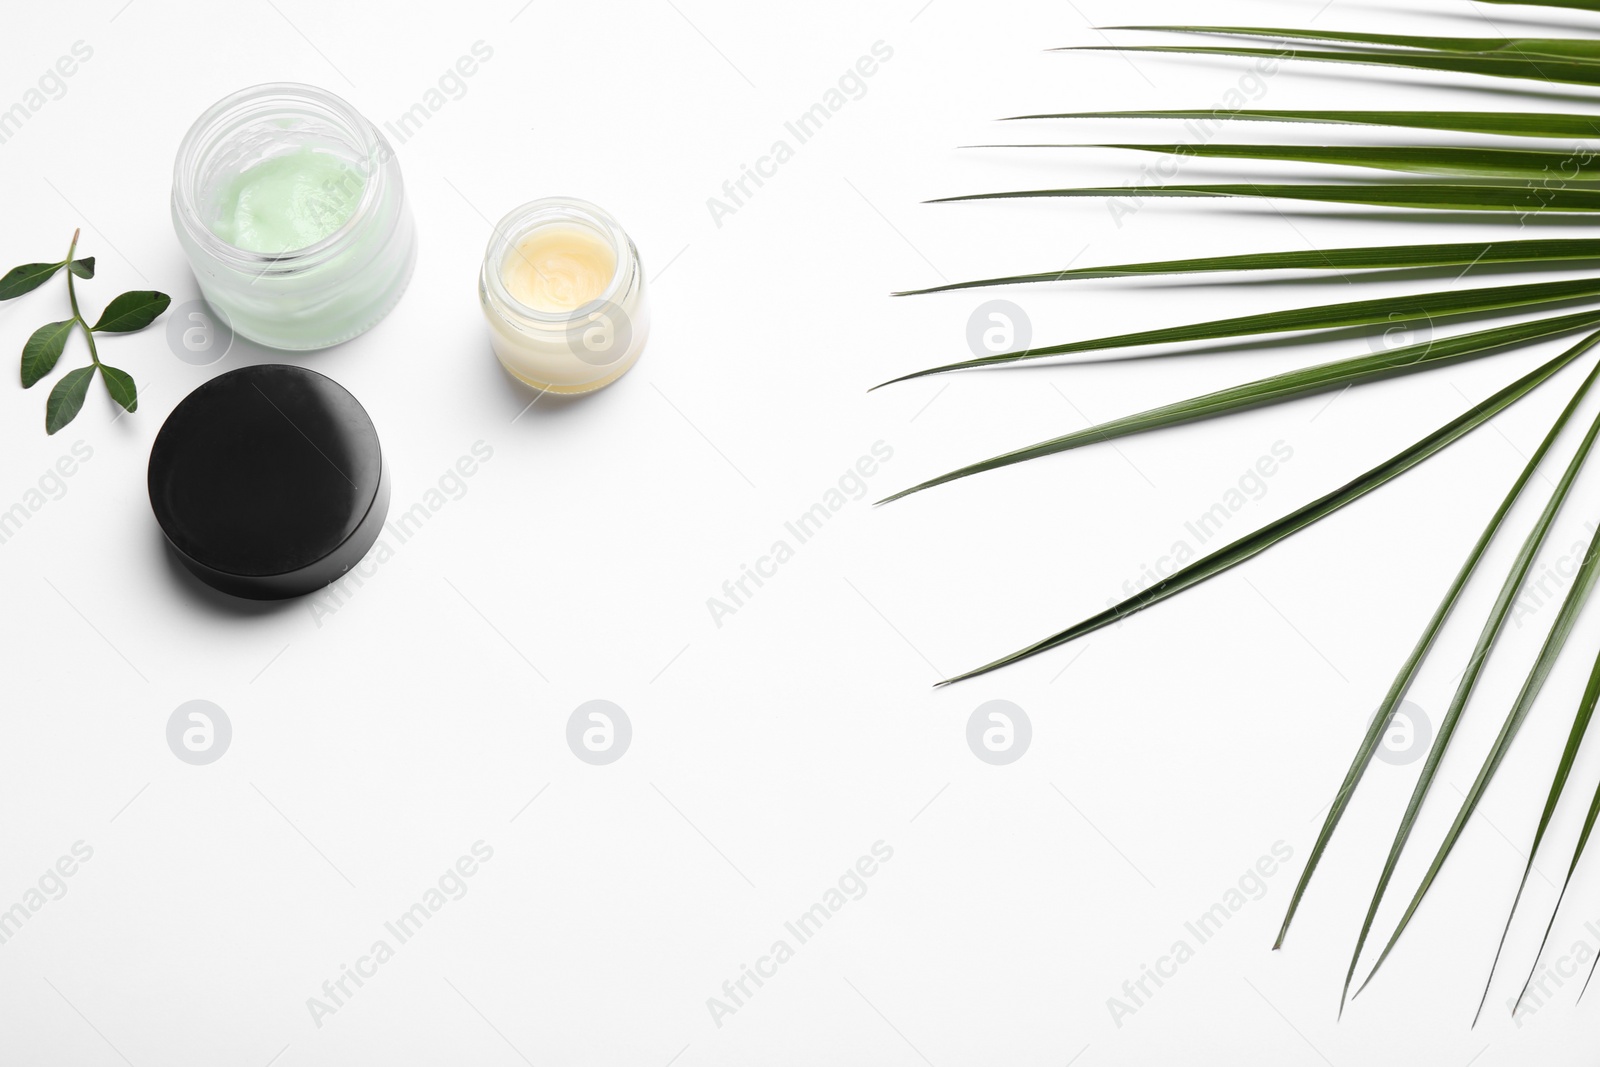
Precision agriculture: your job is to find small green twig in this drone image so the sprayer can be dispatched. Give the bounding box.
[3,228,169,433]
[63,229,100,367]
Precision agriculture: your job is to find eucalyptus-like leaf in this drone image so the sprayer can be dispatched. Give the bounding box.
[1004,110,1600,140]
[896,240,1600,296]
[45,365,95,435]
[881,277,1600,387]
[880,311,1600,503]
[0,261,64,301]
[98,363,136,413]
[1278,354,1600,952]
[91,290,170,333]
[68,257,95,279]
[20,319,75,388]
[934,332,1600,686]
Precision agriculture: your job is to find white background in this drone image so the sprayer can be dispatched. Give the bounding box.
[4,0,1600,1063]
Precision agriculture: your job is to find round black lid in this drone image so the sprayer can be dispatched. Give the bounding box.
[148,364,389,600]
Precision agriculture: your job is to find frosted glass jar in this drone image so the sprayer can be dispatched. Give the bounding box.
[171,83,417,351]
[479,197,649,394]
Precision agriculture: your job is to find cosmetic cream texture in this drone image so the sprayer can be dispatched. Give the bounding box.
[504,226,615,313]
[480,201,649,394]
[173,84,417,351]
[208,147,365,253]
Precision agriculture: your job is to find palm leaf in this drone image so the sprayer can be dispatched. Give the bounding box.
[894,240,1600,297]
[878,279,1600,387]
[1002,110,1600,139]
[1277,354,1600,952]
[1480,645,1600,1022]
[1033,143,1600,182]
[1103,26,1600,61]
[1069,44,1600,88]
[1483,0,1600,9]
[879,310,1600,503]
[1569,783,1600,999]
[933,333,1600,686]
[1518,656,1600,1010]
[1354,509,1600,1003]
[898,1,1600,1016]
[933,182,1600,213]
[1335,360,1600,1016]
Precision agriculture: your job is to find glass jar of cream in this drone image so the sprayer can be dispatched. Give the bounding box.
[172,83,417,351]
[479,197,649,394]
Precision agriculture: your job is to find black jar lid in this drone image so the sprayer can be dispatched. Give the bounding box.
[148,364,389,600]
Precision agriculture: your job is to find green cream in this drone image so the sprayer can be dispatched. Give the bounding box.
[208,147,365,253]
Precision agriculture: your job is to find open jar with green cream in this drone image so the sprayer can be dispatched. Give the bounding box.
[171,83,416,351]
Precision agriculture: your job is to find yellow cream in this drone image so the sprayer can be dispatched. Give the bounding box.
[503,224,616,312]
[479,198,649,395]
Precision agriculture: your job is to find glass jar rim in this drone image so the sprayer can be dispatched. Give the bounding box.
[481,197,636,326]
[171,81,390,273]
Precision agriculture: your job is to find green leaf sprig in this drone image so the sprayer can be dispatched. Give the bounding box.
[3,229,170,434]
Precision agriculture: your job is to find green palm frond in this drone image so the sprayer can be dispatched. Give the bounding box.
[1565,777,1600,999]
[1484,0,1600,9]
[1354,519,1600,1005]
[894,239,1600,296]
[932,334,1600,686]
[1279,355,1600,955]
[1337,370,1600,1017]
[1070,44,1600,88]
[934,182,1600,212]
[879,312,1600,503]
[1015,143,1600,181]
[1479,645,1600,1023]
[1104,26,1600,60]
[893,0,1600,1017]
[878,280,1600,387]
[1003,110,1600,139]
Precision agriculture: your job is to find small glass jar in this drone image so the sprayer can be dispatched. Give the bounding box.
[171,82,417,351]
[479,197,649,394]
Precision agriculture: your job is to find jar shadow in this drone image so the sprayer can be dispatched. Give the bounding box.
[493,355,630,423]
[150,524,313,621]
